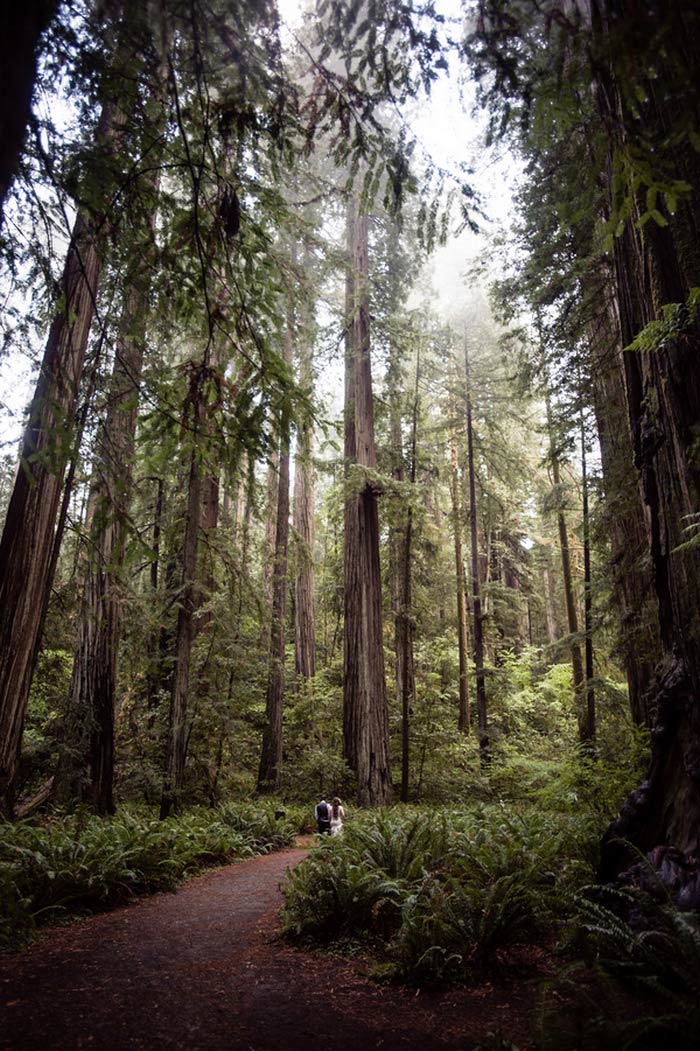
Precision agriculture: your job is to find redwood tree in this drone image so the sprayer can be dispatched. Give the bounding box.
[343,193,392,806]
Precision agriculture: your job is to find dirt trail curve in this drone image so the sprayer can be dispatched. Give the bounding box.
[0,842,534,1050]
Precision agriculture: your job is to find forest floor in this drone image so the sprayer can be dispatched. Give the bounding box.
[0,837,549,1050]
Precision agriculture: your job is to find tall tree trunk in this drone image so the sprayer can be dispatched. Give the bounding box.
[390,367,406,723]
[257,328,293,793]
[54,281,147,813]
[399,352,419,802]
[343,193,392,806]
[160,367,207,819]
[593,1,700,870]
[0,2,60,228]
[260,449,279,647]
[293,269,316,690]
[580,410,596,746]
[588,284,661,727]
[544,389,587,745]
[464,339,488,759]
[543,564,559,644]
[0,101,119,815]
[450,425,470,733]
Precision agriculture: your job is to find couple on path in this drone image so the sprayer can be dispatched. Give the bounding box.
[315,796,345,836]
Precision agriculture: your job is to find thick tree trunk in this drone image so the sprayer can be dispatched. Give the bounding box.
[160,372,207,819]
[593,2,700,871]
[257,330,293,793]
[588,290,661,727]
[343,195,392,806]
[464,340,488,759]
[0,101,118,814]
[54,283,146,813]
[0,3,60,228]
[592,8,697,870]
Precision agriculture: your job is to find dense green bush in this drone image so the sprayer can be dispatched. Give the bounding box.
[281,805,599,982]
[0,802,296,950]
[537,886,700,1051]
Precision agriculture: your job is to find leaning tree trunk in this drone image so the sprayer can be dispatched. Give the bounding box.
[343,193,392,806]
[0,100,120,815]
[594,1,700,872]
[257,328,293,794]
[0,2,60,228]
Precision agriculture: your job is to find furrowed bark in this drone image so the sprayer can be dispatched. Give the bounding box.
[343,193,392,806]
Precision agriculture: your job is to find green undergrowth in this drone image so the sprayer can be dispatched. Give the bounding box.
[0,802,297,950]
[282,803,700,1050]
[537,884,700,1051]
[281,804,600,983]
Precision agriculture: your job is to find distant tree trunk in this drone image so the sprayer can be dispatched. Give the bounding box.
[399,352,419,802]
[464,339,488,759]
[160,365,208,819]
[257,329,293,794]
[0,3,60,228]
[544,390,587,745]
[594,1,700,870]
[389,366,406,720]
[260,449,279,647]
[343,193,392,806]
[0,101,119,815]
[580,410,596,746]
[293,275,316,690]
[450,426,470,734]
[543,564,559,644]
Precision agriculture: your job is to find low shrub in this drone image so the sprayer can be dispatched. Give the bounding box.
[281,805,600,982]
[0,801,296,951]
[537,885,700,1050]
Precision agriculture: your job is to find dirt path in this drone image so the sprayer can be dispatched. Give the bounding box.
[0,843,537,1050]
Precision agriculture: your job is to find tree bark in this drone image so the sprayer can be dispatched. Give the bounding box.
[580,410,596,746]
[0,100,118,815]
[160,368,207,818]
[464,338,488,759]
[0,2,60,228]
[450,426,470,734]
[588,278,661,727]
[257,329,293,793]
[593,0,700,869]
[399,352,419,802]
[293,267,316,689]
[343,193,392,806]
[54,281,147,813]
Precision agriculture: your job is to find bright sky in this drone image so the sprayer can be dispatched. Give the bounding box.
[0,0,519,450]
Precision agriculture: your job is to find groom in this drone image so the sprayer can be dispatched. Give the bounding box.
[314,796,331,835]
